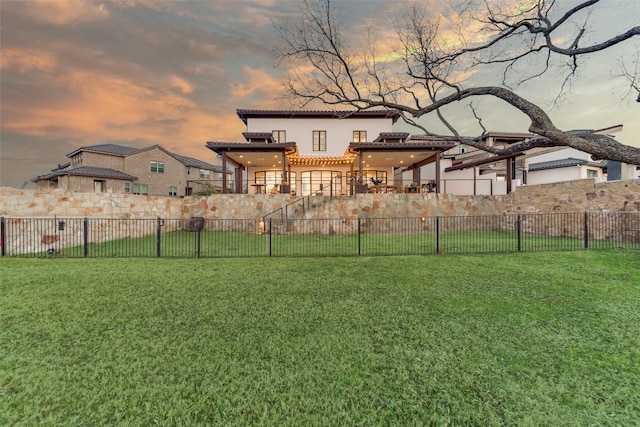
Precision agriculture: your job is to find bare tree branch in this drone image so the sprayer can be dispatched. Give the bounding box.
[277,0,640,165]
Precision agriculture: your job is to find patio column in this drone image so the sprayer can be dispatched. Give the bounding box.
[506,157,512,194]
[473,167,477,195]
[235,165,244,194]
[435,153,441,194]
[354,150,368,194]
[221,152,228,194]
[412,167,421,185]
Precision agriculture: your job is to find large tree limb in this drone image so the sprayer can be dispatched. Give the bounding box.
[278,0,640,165]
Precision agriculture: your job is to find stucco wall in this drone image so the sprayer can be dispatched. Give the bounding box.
[1,179,638,220]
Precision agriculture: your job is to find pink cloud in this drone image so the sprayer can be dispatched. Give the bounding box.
[20,0,109,25]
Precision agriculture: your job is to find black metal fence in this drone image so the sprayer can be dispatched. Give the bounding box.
[1,212,638,258]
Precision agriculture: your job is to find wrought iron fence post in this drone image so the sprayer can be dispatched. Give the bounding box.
[196,226,201,258]
[436,216,440,254]
[268,219,273,257]
[156,218,162,257]
[584,211,589,250]
[83,217,88,258]
[1,217,5,257]
[517,214,522,252]
[357,218,361,256]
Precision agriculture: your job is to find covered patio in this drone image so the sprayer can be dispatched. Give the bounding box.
[205,137,455,196]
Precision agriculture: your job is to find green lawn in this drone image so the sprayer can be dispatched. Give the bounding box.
[1,252,639,425]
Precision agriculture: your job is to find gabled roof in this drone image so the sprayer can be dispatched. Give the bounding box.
[34,166,137,182]
[67,144,138,158]
[528,158,589,171]
[236,109,402,124]
[65,143,222,171]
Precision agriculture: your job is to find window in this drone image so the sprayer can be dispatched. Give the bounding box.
[151,161,164,173]
[255,171,297,186]
[313,130,326,151]
[353,130,367,143]
[301,170,342,196]
[72,153,83,166]
[124,182,131,193]
[169,186,177,196]
[363,170,387,185]
[587,169,598,178]
[200,169,211,179]
[94,180,105,192]
[133,184,148,195]
[272,130,286,143]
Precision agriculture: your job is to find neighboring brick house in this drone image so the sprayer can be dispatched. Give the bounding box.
[33,144,228,197]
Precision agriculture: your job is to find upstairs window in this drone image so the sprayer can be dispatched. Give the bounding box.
[133,184,148,195]
[272,130,286,143]
[200,169,211,179]
[313,130,326,151]
[353,130,367,143]
[72,153,83,166]
[151,161,164,173]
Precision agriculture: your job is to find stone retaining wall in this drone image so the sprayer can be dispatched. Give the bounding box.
[1,179,638,220]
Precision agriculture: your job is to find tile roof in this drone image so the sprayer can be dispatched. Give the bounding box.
[65,143,222,170]
[481,131,535,139]
[173,154,226,172]
[67,143,139,157]
[242,132,275,142]
[373,132,410,142]
[236,109,401,124]
[411,132,535,141]
[206,141,297,149]
[34,166,137,181]
[528,158,589,171]
[350,141,456,150]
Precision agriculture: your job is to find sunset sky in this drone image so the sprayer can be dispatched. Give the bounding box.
[1,0,639,188]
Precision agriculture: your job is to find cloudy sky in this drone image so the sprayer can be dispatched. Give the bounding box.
[1,0,639,188]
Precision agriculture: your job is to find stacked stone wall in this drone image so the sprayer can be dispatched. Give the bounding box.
[1,179,638,220]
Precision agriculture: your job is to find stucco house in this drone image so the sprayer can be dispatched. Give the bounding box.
[409,125,628,195]
[206,109,455,196]
[33,144,229,197]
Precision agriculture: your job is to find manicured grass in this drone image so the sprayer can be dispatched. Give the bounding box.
[1,251,639,425]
